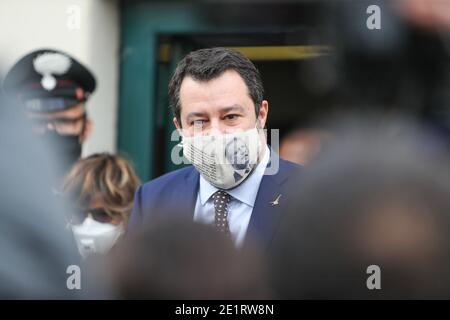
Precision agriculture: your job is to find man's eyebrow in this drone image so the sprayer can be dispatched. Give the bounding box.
[185,105,246,122]
[220,104,247,114]
[186,112,208,122]
[28,112,86,121]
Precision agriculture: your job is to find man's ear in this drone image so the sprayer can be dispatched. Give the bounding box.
[173,117,184,138]
[257,100,269,129]
[173,117,182,130]
[80,118,93,143]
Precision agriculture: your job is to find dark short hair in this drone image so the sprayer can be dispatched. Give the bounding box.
[168,47,264,124]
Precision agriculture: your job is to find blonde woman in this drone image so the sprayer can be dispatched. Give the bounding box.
[63,153,140,257]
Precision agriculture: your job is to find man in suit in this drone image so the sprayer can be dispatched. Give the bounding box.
[129,47,301,249]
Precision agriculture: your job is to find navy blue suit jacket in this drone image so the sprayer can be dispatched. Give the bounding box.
[129,155,302,249]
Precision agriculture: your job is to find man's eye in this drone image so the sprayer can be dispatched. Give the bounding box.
[191,120,207,126]
[225,114,239,120]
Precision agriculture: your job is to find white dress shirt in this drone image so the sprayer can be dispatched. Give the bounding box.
[193,145,270,247]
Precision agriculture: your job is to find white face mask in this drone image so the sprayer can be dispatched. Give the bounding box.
[182,126,262,190]
[71,216,124,258]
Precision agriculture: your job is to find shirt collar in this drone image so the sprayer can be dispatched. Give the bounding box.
[199,144,271,207]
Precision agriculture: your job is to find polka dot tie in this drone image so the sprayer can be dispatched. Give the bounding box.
[212,190,231,235]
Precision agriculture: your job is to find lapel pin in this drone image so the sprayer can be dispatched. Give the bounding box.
[269,194,282,206]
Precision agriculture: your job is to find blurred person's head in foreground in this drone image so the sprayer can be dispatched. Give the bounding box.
[0,95,82,298]
[63,153,140,258]
[316,0,450,142]
[2,48,96,179]
[270,115,450,299]
[107,217,270,299]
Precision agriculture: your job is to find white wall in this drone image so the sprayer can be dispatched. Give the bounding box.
[0,0,120,155]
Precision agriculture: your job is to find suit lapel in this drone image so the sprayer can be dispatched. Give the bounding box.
[245,160,291,249]
[184,166,200,218]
